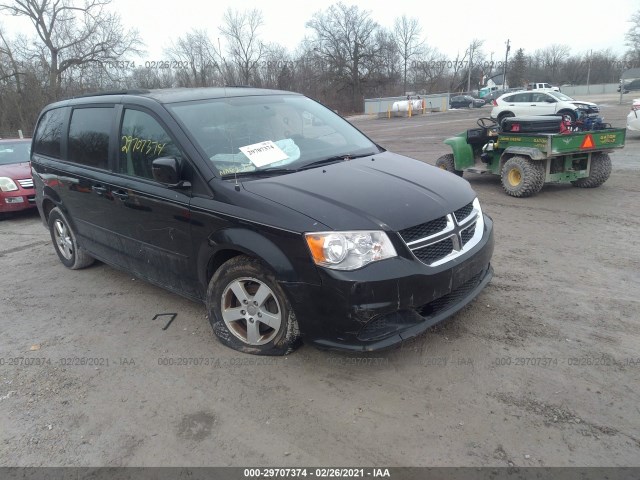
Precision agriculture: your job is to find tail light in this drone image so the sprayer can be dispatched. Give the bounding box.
[492,100,498,106]
[632,104,640,111]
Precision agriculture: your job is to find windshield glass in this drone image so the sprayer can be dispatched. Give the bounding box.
[0,141,31,165]
[548,91,574,102]
[168,94,379,176]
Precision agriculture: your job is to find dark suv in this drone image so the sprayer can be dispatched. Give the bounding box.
[32,88,494,355]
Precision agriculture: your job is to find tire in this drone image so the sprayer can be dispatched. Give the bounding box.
[557,110,576,122]
[468,102,473,108]
[435,154,463,177]
[206,255,301,356]
[500,156,545,197]
[498,112,515,129]
[571,153,611,188]
[48,207,95,269]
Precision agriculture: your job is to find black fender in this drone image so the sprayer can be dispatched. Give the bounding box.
[197,227,322,295]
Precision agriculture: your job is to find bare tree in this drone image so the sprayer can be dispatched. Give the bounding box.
[219,8,265,85]
[307,2,379,112]
[538,44,570,83]
[393,15,423,95]
[167,29,224,87]
[0,0,143,99]
[625,10,640,63]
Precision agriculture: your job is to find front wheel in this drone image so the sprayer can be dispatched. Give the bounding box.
[435,154,463,177]
[571,153,611,188]
[48,207,94,269]
[500,156,545,197]
[206,255,301,355]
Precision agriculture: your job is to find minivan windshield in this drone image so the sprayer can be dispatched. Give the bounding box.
[168,94,380,177]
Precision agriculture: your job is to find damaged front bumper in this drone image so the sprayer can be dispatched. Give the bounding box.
[282,215,494,351]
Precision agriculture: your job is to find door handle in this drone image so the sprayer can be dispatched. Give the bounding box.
[112,190,129,200]
[92,185,107,195]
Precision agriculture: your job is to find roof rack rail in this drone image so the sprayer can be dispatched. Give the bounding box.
[224,84,253,88]
[72,89,151,99]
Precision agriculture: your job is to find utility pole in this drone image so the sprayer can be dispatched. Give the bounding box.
[503,39,510,90]
[466,42,474,93]
[586,49,592,94]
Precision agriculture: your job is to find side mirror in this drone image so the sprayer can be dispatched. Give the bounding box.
[545,98,556,103]
[152,157,189,188]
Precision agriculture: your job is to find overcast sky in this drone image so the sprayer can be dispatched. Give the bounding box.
[1,0,638,61]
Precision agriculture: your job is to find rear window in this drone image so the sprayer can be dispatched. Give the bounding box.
[68,107,112,169]
[33,108,66,158]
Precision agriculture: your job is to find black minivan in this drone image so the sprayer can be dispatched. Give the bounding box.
[32,88,494,355]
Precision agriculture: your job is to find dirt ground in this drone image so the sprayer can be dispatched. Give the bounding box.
[1,93,638,467]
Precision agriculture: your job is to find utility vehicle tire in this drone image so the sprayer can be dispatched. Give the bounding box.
[571,153,611,188]
[436,154,463,177]
[48,207,95,269]
[501,156,545,197]
[206,255,302,356]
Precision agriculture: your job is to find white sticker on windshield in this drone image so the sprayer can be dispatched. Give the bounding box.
[239,140,288,167]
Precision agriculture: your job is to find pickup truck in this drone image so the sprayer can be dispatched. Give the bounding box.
[436,116,626,197]
[527,82,560,92]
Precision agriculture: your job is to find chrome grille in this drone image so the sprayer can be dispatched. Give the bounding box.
[401,198,483,267]
[17,178,33,189]
[399,216,447,243]
[454,201,474,222]
[413,238,454,264]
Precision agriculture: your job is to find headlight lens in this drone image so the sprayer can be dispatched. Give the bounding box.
[305,231,397,270]
[0,177,18,192]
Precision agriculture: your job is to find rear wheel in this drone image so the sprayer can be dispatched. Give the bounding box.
[501,156,545,197]
[48,207,94,269]
[435,154,463,177]
[571,153,611,188]
[498,111,515,127]
[206,255,301,355]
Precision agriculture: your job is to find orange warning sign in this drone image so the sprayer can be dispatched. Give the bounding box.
[580,134,595,149]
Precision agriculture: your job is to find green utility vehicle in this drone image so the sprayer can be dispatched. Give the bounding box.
[436,117,626,197]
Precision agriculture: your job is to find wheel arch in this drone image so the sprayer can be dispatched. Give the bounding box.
[199,228,316,294]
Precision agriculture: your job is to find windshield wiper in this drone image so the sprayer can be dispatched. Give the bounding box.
[297,152,377,171]
[220,167,294,180]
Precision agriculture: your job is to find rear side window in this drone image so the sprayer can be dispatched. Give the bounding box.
[119,109,183,180]
[33,108,66,158]
[507,93,531,102]
[68,108,112,169]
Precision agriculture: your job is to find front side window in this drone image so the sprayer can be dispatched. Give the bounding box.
[33,108,66,158]
[168,94,378,177]
[119,109,183,180]
[68,108,112,169]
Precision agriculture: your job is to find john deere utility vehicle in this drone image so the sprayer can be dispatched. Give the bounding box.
[436,116,626,197]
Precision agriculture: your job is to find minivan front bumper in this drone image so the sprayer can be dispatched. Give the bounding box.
[282,215,494,351]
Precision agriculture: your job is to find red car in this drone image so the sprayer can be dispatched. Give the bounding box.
[0,138,36,217]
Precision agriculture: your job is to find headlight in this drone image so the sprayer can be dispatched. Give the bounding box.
[305,231,397,270]
[0,177,18,192]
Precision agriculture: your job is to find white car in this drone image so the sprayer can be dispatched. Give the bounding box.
[490,90,599,124]
[627,99,640,132]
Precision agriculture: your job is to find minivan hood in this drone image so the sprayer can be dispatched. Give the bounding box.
[242,152,476,232]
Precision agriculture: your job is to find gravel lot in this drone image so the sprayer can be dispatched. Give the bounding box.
[1,93,638,467]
